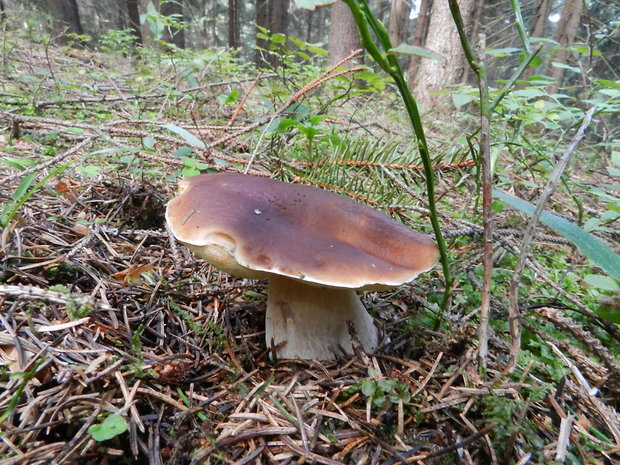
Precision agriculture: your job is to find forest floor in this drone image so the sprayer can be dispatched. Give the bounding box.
[0,36,619,464]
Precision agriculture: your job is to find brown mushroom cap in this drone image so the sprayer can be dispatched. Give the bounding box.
[165,173,439,288]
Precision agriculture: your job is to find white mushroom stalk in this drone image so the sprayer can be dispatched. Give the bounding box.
[266,276,378,360]
[165,173,439,361]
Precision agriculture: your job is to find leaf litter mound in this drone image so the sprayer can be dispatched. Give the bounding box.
[1,37,619,465]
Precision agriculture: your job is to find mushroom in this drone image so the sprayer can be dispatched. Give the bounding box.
[165,173,439,360]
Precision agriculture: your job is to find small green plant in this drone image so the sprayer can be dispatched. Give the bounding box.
[140,1,185,43]
[167,299,206,336]
[49,284,92,319]
[88,414,129,441]
[349,369,411,410]
[0,357,46,426]
[97,29,138,54]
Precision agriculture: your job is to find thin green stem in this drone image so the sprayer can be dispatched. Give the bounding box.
[510,0,532,53]
[448,0,479,77]
[491,47,542,110]
[341,0,453,312]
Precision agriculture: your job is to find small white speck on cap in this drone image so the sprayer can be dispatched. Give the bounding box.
[254,209,262,215]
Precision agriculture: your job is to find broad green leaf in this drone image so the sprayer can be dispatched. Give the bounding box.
[294,0,334,10]
[452,93,477,108]
[276,118,299,132]
[512,88,547,98]
[584,274,620,291]
[284,102,311,121]
[361,380,376,397]
[183,70,198,88]
[288,36,306,49]
[90,147,136,155]
[182,166,200,177]
[596,306,620,325]
[551,62,580,73]
[0,157,35,170]
[271,33,286,44]
[88,414,128,442]
[162,124,205,148]
[388,43,442,61]
[143,136,156,149]
[494,190,620,281]
[76,165,101,178]
[219,90,239,105]
[307,44,328,56]
[0,173,37,227]
[173,146,194,158]
[486,47,520,57]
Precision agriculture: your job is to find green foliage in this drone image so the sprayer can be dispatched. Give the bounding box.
[494,190,620,283]
[177,388,208,421]
[348,369,411,410]
[96,29,138,53]
[88,414,129,441]
[141,1,185,42]
[167,299,207,336]
[0,357,47,426]
[49,284,92,319]
[255,26,328,71]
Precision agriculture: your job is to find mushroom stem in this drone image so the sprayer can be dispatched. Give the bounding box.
[265,275,379,360]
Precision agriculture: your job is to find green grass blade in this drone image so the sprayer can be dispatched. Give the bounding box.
[494,189,620,281]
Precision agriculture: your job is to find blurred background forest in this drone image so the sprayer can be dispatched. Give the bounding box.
[3,0,619,106]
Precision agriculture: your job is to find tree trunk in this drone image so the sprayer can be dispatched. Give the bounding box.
[161,0,185,49]
[271,0,289,36]
[409,0,475,111]
[327,1,360,66]
[305,8,314,43]
[255,0,270,64]
[530,0,553,37]
[315,5,328,44]
[547,0,584,94]
[48,0,83,44]
[126,0,142,45]
[228,0,240,49]
[388,0,408,47]
[406,0,431,87]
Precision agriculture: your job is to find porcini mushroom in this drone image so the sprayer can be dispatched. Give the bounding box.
[165,173,439,360]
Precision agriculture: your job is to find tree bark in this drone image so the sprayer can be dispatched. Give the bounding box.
[547,0,584,94]
[388,0,408,47]
[530,0,553,38]
[406,0,431,87]
[327,1,360,66]
[48,0,83,44]
[409,0,475,111]
[228,0,240,49]
[125,0,143,45]
[271,0,290,36]
[255,0,270,64]
[161,0,185,49]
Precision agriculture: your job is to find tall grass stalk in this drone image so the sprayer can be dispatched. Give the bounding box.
[341,0,453,313]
